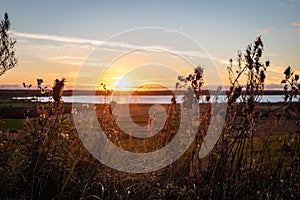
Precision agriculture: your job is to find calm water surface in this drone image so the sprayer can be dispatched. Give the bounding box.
[13,95,291,104]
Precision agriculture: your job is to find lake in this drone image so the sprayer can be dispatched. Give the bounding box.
[12,95,294,104]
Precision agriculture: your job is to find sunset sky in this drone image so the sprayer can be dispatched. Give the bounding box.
[0,0,300,90]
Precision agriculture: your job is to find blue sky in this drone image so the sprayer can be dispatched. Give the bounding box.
[0,0,299,90]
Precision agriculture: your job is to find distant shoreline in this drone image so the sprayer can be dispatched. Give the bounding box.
[0,89,285,98]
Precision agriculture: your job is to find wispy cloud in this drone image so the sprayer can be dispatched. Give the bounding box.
[47,56,86,66]
[256,27,274,36]
[290,22,300,34]
[11,30,236,69]
[10,30,215,61]
[162,29,176,33]
[267,64,286,75]
[10,30,143,50]
[294,28,300,34]
[291,22,300,27]
[12,30,278,70]
[11,31,102,46]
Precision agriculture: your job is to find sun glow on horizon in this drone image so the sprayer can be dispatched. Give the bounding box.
[114,77,133,91]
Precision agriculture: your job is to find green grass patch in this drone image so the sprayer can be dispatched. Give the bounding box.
[0,119,24,131]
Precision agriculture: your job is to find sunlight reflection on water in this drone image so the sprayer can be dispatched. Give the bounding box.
[12,95,290,104]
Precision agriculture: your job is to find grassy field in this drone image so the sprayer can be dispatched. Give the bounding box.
[0,119,24,130]
[0,97,299,199]
[0,98,73,119]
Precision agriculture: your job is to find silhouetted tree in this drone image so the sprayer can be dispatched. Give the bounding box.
[0,12,17,76]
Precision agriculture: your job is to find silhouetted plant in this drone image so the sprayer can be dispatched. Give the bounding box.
[199,37,300,200]
[198,36,268,198]
[176,65,211,183]
[282,66,299,102]
[0,12,17,76]
[177,65,204,100]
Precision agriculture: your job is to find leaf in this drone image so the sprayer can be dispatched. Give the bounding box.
[256,48,262,58]
[284,66,291,77]
[260,71,266,82]
[281,80,286,84]
[37,79,43,86]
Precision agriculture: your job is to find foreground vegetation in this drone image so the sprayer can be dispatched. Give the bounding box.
[0,37,299,199]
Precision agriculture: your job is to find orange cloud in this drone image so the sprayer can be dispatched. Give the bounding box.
[291,22,300,27]
[256,27,274,36]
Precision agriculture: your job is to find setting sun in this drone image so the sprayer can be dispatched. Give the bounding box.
[114,77,133,91]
